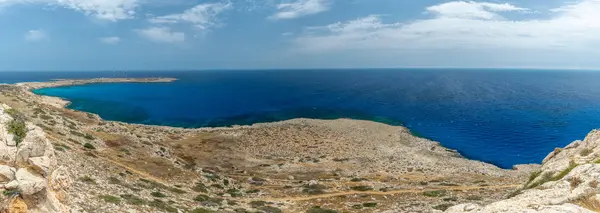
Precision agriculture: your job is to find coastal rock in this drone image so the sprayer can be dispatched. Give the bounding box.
[0,165,16,182]
[445,129,600,213]
[0,104,69,212]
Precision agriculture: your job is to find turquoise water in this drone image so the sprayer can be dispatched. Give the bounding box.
[6,69,600,168]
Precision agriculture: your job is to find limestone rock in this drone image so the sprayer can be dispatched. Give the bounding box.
[7,168,47,195]
[28,156,52,177]
[0,165,16,183]
[445,130,600,213]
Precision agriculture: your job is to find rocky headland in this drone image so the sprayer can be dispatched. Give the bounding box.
[0,78,595,212]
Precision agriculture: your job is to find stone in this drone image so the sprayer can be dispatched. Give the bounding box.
[6,197,27,213]
[0,165,16,183]
[9,168,47,195]
[28,156,52,177]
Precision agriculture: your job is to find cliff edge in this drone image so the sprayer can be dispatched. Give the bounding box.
[0,104,71,213]
[446,130,600,213]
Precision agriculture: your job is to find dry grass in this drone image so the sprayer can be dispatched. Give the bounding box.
[574,195,600,212]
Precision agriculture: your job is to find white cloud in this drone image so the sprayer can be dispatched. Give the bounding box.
[136,27,185,43]
[56,0,138,21]
[24,29,47,41]
[149,2,232,30]
[100,36,121,44]
[292,0,600,54]
[270,0,330,20]
[426,1,528,19]
[0,0,138,21]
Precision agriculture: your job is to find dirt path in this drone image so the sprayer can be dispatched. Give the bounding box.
[263,184,521,202]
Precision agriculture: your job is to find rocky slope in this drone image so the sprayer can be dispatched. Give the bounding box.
[445,130,600,213]
[0,104,71,212]
[0,80,543,212]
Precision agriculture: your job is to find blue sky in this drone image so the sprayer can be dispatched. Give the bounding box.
[0,0,599,70]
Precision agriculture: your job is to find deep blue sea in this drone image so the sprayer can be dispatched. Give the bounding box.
[2,69,600,169]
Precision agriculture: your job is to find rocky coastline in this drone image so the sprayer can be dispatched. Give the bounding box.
[0,78,594,212]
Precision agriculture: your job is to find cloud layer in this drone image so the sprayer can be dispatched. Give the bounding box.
[270,0,330,20]
[292,0,600,54]
[136,27,185,43]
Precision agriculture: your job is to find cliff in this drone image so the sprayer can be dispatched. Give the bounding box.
[0,104,71,213]
[445,130,600,213]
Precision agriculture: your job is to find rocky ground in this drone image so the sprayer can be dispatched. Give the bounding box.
[0,80,545,212]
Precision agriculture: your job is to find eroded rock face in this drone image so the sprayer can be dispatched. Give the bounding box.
[445,130,600,213]
[0,104,70,213]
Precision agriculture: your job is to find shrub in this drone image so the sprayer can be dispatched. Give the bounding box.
[191,208,215,213]
[148,199,177,213]
[466,195,483,201]
[581,148,593,157]
[7,118,26,146]
[552,161,579,181]
[99,195,121,204]
[84,133,95,140]
[422,190,446,197]
[570,176,583,189]
[246,189,260,194]
[433,204,454,211]
[527,170,542,185]
[249,200,267,208]
[350,185,373,191]
[83,143,96,149]
[151,191,167,198]
[363,202,377,207]
[192,183,208,193]
[259,206,282,213]
[168,187,186,194]
[78,176,96,184]
[193,194,209,202]
[108,177,121,185]
[350,177,367,182]
[307,206,338,213]
[120,194,145,205]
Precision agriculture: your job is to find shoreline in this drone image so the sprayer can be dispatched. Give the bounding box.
[14,77,519,171]
[0,77,536,212]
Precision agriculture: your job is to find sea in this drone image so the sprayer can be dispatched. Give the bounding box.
[2,69,600,169]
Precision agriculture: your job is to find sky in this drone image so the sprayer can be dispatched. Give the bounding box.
[1,0,600,70]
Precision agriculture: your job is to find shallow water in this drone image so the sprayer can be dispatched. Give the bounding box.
[3,69,600,168]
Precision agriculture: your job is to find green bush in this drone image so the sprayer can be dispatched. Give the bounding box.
[99,195,121,204]
[307,206,338,213]
[148,199,177,213]
[433,204,454,211]
[83,143,96,149]
[350,185,373,191]
[7,119,26,145]
[362,203,377,207]
[422,190,446,197]
[151,191,167,198]
[120,194,146,205]
[78,176,96,184]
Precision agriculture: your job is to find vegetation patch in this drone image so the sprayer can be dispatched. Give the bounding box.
[259,206,283,213]
[249,200,267,208]
[362,202,377,207]
[350,185,373,191]
[422,190,447,197]
[78,176,96,184]
[433,203,454,211]
[83,143,96,150]
[148,199,177,213]
[192,182,208,193]
[99,195,121,204]
[7,116,27,146]
[151,191,167,198]
[120,194,146,205]
[307,206,339,213]
[580,148,593,157]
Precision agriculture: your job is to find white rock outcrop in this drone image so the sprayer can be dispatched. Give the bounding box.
[445,130,600,213]
[0,104,71,213]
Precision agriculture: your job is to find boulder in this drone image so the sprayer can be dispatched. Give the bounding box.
[0,165,16,183]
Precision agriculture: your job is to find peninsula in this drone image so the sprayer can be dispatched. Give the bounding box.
[0,78,597,213]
